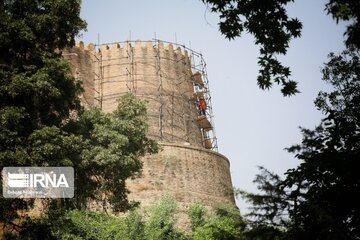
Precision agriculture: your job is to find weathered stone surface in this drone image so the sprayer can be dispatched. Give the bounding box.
[127,143,235,206]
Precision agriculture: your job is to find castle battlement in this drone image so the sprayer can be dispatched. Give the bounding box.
[96,40,189,57]
[74,40,190,59]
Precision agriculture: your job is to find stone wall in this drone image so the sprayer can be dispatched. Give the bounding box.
[63,42,96,109]
[129,143,236,228]
[127,143,235,208]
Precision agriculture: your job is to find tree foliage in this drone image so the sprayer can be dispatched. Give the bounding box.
[191,204,246,240]
[0,0,158,234]
[0,0,85,228]
[202,0,359,96]
[188,203,207,231]
[325,0,360,50]
[202,0,301,96]
[6,196,244,240]
[66,94,158,212]
[211,0,360,238]
[285,48,360,239]
[240,167,289,228]
[0,0,86,68]
[142,194,183,240]
[241,48,360,239]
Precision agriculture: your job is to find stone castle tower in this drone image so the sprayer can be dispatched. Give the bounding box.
[64,40,235,218]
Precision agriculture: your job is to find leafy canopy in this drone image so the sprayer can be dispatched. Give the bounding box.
[11,196,245,240]
[0,0,158,234]
[1,0,86,227]
[65,93,158,212]
[202,0,359,96]
[285,48,360,239]
[241,48,360,239]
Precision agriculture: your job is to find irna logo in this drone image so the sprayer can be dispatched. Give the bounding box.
[2,167,74,198]
[7,172,69,188]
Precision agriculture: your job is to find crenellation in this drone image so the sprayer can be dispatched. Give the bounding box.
[100,44,109,53]
[111,42,120,50]
[76,41,85,50]
[167,43,174,52]
[184,50,188,58]
[135,39,142,50]
[71,41,194,65]
[176,46,182,54]
[123,41,132,53]
[157,41,164,51]
[86,43,95,51]
[145,40,153,49]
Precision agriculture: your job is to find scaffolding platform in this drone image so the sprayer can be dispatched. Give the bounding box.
[192,72,204,87]
[191,91,205,101]
[197,115,212,130]
[204,138,212,149]
[194,91,204,99]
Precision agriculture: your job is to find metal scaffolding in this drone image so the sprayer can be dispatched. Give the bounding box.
[92,39,218,151]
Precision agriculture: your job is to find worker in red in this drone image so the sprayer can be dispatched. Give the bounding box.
[199,98,206,116]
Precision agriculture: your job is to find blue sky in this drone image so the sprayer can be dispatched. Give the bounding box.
[78,0,347,212]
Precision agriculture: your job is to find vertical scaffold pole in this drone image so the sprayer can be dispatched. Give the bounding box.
[155,40,164,140]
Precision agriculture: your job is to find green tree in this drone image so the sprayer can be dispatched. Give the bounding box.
[241,49,360,239]
[239,168,289,240]
[202,0,359,96]
[9,195,248,240]
[284,48,360,239]
[208,1,360,238]
[325,0,360,50]
[32,195,188,240]
[144,195,187,240]
[240,167,289,228]
[0,0,158,235]
[66,93,158,212]
[188,203,207,231]
[20,197,244,240]
[0,0,86,230]
[190,204,246,240]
